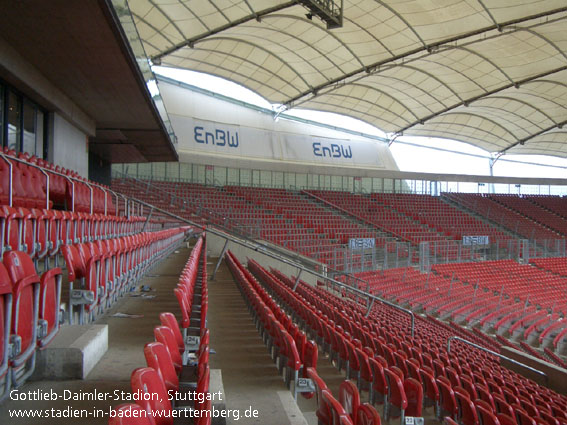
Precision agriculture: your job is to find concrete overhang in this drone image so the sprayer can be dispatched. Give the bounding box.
[0,0,177,163]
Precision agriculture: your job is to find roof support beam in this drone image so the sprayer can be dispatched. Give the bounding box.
[283,6,567,106]
[500,120,567,154]
[151,1,298,61]
[395,65,567,134]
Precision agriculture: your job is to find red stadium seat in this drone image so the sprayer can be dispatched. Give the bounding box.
[130,367,173,425]
[339,380,360,424]
[0,262,12,401]
[307,367,330,425]
[3,250,40,386]
[356,403,381,425]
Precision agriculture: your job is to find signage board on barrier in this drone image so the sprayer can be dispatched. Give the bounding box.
[349,238,376,250]
[463,235,490,246]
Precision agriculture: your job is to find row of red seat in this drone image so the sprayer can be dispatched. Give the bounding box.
[252,262,567,425]
[308,367,382,425]
[0,250,62,401]
[444,193,561,241]
[1,205,153,268]
[251,261,425,423]
[109,234,210,425]
[1,148,115,213]
[226,251,318,400]
[354,261,567,357]
[62,228,190,324]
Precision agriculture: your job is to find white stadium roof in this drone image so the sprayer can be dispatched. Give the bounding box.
[128,0,567,158]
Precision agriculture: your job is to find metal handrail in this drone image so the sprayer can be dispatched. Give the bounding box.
[447,336,547,380]
[116,173,250,231]
[0,152,135,216]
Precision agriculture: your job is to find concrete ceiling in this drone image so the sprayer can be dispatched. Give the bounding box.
[0,0,177,163]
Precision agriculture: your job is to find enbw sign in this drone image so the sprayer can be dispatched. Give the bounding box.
[194,126,239,148]
[312,142,352,158]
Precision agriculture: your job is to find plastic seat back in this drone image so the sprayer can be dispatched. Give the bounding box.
[3,251,40,370]
[356,403,381,425]
[437,377,458,419]
[323,389,350,425]
[153,326,182,373]
[476,403,501,425]
[38,266,62,348]
[385,367,408,418]
[404,377,423,417]
[159,312,184,354]
[144,342,179,392]
[368,357,387,401]
[307,367,330,425]
[454,388,479,425]
[108,403,157,425]
[339,380,360,424]
[130,367,172,425]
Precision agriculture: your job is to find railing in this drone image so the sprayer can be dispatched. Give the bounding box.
[0,153,147,216]
[447,336,547,383]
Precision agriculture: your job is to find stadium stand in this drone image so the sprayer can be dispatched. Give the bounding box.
[2,2,567,425]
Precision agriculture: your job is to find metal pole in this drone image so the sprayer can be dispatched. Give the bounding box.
[141,207,154,232]
[39,169,50,210]
[212,239,230,280]
[293,269,303,291]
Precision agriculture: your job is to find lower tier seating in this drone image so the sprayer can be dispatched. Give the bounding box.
[242,256,567,425]
[0,226,192,402]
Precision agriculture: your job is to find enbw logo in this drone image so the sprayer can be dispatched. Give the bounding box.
[312,142,352,158]
[194,126,239,148]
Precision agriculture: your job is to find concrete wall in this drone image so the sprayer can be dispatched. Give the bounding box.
[0,35,93,177]
[51,114,89,177]
[0,35,95,137]
[501,346,567,394]
[207,232,317,287]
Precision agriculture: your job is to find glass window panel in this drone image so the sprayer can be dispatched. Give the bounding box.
[240,169,251,186]
[22,101,36,155]
[214,166,226,186]
[273,171,284,187]
[35,110,44,158]
[7,90,21,151]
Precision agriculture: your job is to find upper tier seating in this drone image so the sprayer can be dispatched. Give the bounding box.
[1,148,115,213]
[443,193,563,240]
[112,179,385,269]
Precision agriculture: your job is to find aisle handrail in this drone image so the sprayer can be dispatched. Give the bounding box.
[447,336,547,380]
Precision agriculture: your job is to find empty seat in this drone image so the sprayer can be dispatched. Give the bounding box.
[0,262,12,401]
[356,403,381,425]
[3,250,41,387]
[339,380,360,424]
[130,367,173,425]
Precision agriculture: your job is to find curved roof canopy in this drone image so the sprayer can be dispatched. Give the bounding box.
[128,0,567,158]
